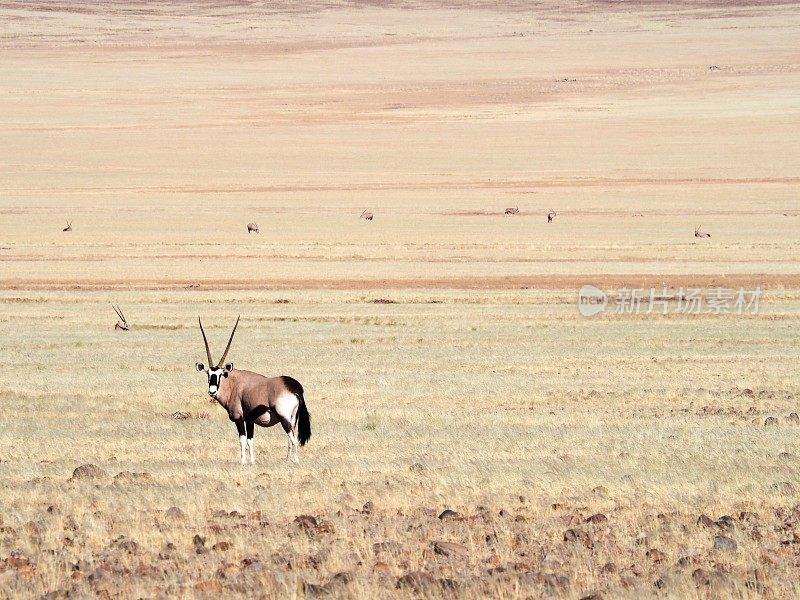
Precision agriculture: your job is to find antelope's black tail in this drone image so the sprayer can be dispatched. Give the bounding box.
[281,375,311,446]
[296,393,311,446]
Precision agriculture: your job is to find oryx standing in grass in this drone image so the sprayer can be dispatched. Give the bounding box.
[195,317,311,464]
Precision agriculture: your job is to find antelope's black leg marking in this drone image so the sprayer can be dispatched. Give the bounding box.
[246,420,255,440]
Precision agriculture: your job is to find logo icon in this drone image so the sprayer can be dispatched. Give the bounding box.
[578,285,607,317]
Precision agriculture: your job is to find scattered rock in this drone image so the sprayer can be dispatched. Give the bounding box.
[397,571,436,592]
[373,562,392,575]
[764,416,779,426]
[195,579,223,593]
[438,509,460,521]
[193,534,206,551]
[303,582,331,597]
[788,412,799,424]
[716,515,735,529]
[692,568,711,586]
[294,515,318,530]
[563,528,593,549]
[646,548,666,563]
[591,486,609,497]
[580,594,603,600]
[70,464,108,481]
[212,541,232,552]
[409,463,426,474]
[585,513,607,524]
[698,514,716,528]
[362,501,374,514]
[713,535,737,552]
[165,507,186,520]
[433,541,468,557]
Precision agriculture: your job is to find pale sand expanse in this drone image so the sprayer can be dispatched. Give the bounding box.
[2,2,800,599]
[1,1,799,287]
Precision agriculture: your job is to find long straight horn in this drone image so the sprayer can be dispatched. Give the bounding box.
[217,315,240,368]
[198,317,213,366]
[112,304,123,321]
[115,305,127,324]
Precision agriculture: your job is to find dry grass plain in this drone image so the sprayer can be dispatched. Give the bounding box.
[2,0,800,598]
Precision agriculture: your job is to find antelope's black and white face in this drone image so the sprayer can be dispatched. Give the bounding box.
[196,363,233,399]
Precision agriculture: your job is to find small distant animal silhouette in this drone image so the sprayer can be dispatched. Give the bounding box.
[360,210,374,221]
[112,305,129,331]
[62,221,72,232]
[694,225,711,238]
[504,206,519,216]
[547,210,557,223]
[247,222,259,233]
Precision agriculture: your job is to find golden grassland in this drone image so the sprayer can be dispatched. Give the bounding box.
[1,0,800,598]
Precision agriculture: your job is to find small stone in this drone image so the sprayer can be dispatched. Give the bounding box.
[70,464,107,481]
[433,541,468,557]
[373,562,392,575]
[327,571,354,589]
[788,412,800,424]
[195,579,223,593]
[585,513,607,524]
[646,548,666,563]
[716,515,735,529]
[600,562,616,573]
[212,541,232,551]
[165,507,186,520]
[698,514,716,528]
[580,595,602,600]
[713,535,737,552]
[294,515,318,530]
[303,582,331,597]
[409,462,426,474]
[563,528,593,549]
[397,571,436,592]
[362,501,374,514]
[438,509,460,521]
[764,416,779,426]
[692,568,711,586]
[592,485,609,497]
[193,534,206,549]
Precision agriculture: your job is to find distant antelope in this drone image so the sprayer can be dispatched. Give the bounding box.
[360,210,374,221]
[196,317,311,465]
[694,225,711,238]
[247,222,259,234]
[62,221,72,232]
[112,305,129,331]
[547,210,557,223]
[504,206,519,216]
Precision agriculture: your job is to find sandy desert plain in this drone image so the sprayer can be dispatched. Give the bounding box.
[1,0,800,598]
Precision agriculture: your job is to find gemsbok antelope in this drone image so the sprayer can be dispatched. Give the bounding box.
[360,209,374,221]
[112,305,129,331]
[694,225,711,238]
[62,221,72,232]
[247,222,259,234]
[195,317,311,465]
[504,206,519,216]
[547,210,557,223]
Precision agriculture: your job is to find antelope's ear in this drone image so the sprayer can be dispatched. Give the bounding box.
[195,362,205,372]
[224,362,234,373]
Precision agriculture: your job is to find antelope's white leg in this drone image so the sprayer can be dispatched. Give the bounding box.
[239,435,247,465]
[289,430,299,464]
[247,438,255,464]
